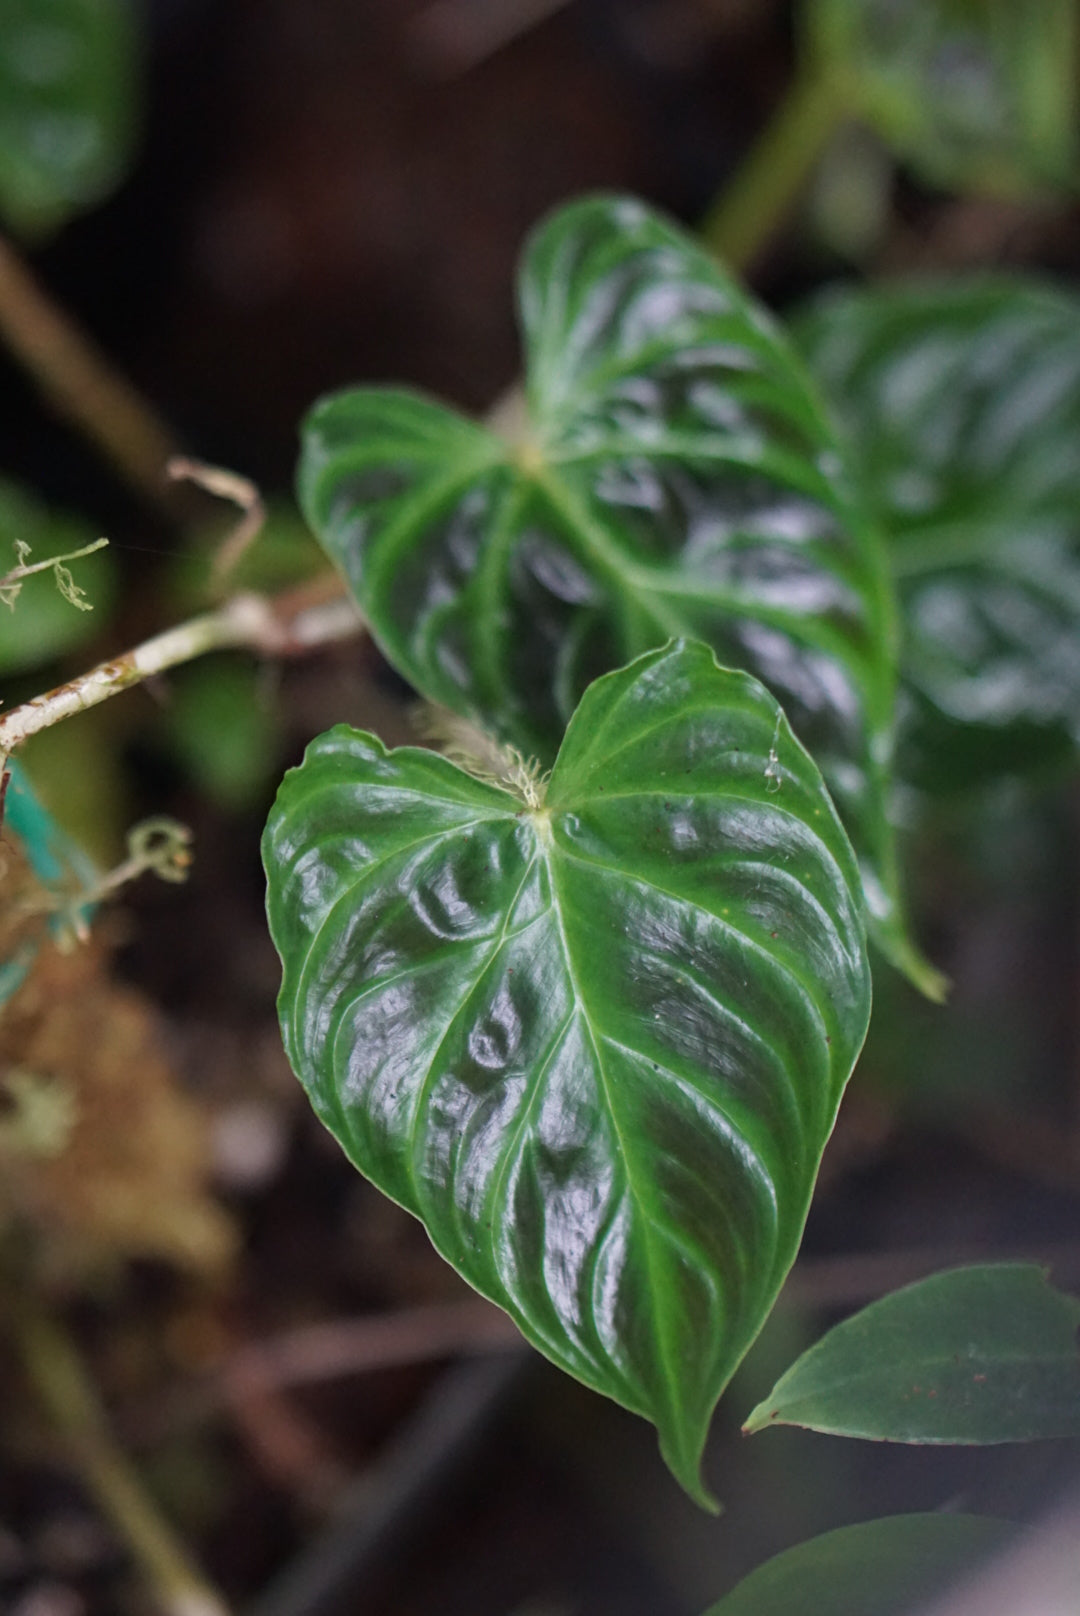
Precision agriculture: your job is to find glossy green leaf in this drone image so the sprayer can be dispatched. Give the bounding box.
[702,1513,1012,1616]
[0,0,139,235]
[807,0,1078,196]
[263,640,872,1505]
[797,279,1080,792]
[745,1263,1080,1442]
[0,479,114,675]
[298,193,936,994]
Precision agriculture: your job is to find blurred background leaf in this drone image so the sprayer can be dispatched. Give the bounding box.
[701,1513,1012,1616]
[0,0,140,237]
[806,0,1079,197]
[797,278,1080,796]
[165,654,280,814]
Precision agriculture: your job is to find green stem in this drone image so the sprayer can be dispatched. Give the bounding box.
[700,69,853,274]
[13,1302,230,1616]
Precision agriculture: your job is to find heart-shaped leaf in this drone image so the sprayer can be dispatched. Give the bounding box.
[745,1264,1080,1443]
[806,0,1078,197]
[0,0,139,236]
[298,194,937,995]
[701,1513,1012,1616]
[797,278,1080,792]
[263,640,872,1505]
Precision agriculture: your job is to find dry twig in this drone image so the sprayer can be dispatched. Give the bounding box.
[138,1299,523,1442]
[0,581,363,764]
[166,457,267,586]
[0,236,181,512]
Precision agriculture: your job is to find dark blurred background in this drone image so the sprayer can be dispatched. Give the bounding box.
[9,0,782,497]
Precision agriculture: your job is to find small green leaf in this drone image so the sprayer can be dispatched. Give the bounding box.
[807,0,1078,196]
[263,640,872,1505]
[0,0,139,235]
[797,279,1080,793]
[745,1263,1080,1442]
[299,193,935,994]
[0,479,114,675]
[701,1513,1013,1616]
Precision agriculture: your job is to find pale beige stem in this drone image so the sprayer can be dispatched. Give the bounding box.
[0,235,181,511]
[166,457,267,585]
[0,584,363,761]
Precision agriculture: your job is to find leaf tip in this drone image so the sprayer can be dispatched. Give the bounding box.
[916,963,951,1007]
[659,1426,722,1514]
[683,1472,723,1516]
[740,1400,777,1438]
[876,926,950,1005]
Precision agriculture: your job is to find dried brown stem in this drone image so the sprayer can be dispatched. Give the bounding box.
[167,457,267,585]
[0,581,363,763]
[138,1299,523,1441]
[0,235,181,511]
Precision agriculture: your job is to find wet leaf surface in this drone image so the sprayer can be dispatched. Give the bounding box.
[264,641,872,1504]
[298,194,939,994]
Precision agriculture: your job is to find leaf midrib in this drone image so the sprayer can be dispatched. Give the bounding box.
[772,1343,1080,1411]
[530,463,883,700]
[540,833,689,1449]
[549,835,836,1144]
[890,514,1080,580]
[361,449,505,605]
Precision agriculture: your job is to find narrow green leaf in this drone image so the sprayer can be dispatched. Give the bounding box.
[807,0,1079,197]
[298,193,937,995]
[263,640,872,1505]
[0,479,114,674]
[745,1263,1080,1442]
[0,0,139,236]
[797,279,1080,793]
[701,1513,1013,1616]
